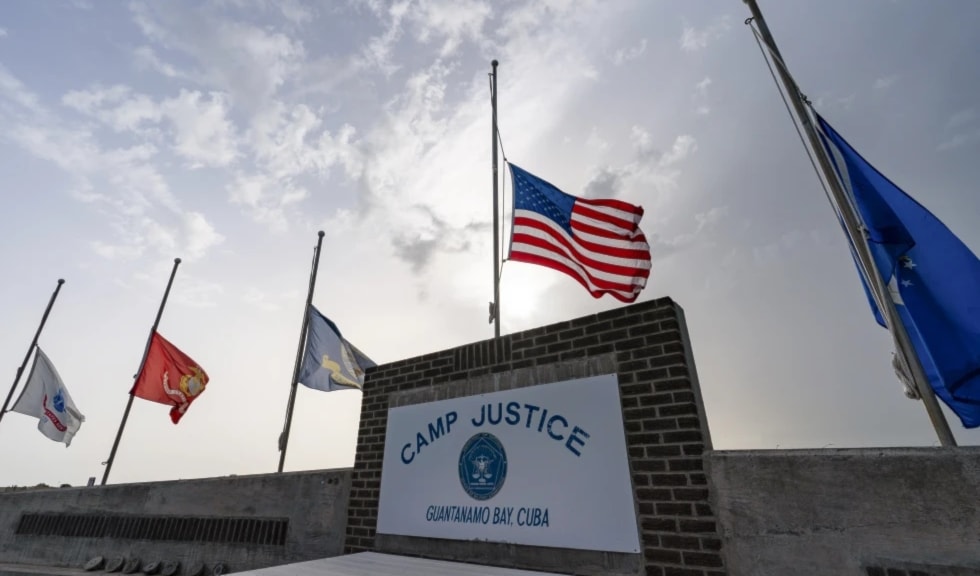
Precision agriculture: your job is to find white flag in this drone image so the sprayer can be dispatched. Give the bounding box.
[11,347,85,446]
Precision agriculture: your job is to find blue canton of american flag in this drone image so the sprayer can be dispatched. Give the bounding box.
[507,163,652,302]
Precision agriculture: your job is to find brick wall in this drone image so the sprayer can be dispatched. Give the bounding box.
[344,297,725,576]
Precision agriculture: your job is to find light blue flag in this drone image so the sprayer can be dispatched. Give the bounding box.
[298,305,375,392]
[816,113,980,428]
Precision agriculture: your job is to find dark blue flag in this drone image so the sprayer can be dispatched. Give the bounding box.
[816,113,980,427]
[298,305,375,392]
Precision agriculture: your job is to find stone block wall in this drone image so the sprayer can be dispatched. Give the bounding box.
[707,447,980,575]
[0,469,351,572]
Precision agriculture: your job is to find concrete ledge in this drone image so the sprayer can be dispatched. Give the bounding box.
[375,533,642,576]
[0,562,89,576]
[0,469,352,571]
[707,447,980,576]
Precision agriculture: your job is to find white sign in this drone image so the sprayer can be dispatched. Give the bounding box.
[375,374,640,553]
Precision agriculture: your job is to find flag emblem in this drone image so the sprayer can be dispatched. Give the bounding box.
[53,390,66,413]
[318,342,364,389]
[42,394,68,432]
[162,365,208,419]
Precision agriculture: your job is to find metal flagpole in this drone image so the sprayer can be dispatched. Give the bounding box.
[278,231,326,473]
[489,59,501,338]
[0,279,66,428]
[743,0,956,446]
[101,258,182,485]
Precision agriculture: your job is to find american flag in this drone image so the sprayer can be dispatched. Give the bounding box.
[507,163,652,302]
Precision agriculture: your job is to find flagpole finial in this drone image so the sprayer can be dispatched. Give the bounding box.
[57,279,65,285]
[492,59,498,67]
[174,257,182,264]
[317,230,325,238]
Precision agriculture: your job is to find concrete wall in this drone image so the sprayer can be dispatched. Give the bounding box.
[0,469,351,573]
[346,297,726,576]
[707,447,980,576]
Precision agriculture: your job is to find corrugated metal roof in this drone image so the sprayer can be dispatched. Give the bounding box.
[232,552,571,576]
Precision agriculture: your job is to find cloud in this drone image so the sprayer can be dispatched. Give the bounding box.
[130,2,306,112]
[84,210,223,263]
[695,77,712,97]
[938,108,980,152]
[566,128,701,224]
[213,0,315,26]
[1,67,225,265]
[11,124,174,216]
[62,85,162,133]
[613,38,647,66]
[0,28,7,38]
[938,131,980,152]
[92,240,144,261]
[227,172,308,232]
[693,76,712,115]
[680,16,731,52]
[348,0,410,77]
[63,83,363,231]
[580,127,608,153]
[133,46,186,79]
[161,90,239,168]
[241,287,283,312]
[873,74,899,90]
[631,125,655,158]
[575,127,700,206]
[583,167,624,199]
[405,0,492,57]
[0,63,44,115]
[183,212,225,260]
[946,108,977,129]
[63,85,239,167]
[750,228,825,267]
[813,92,856,112]
[391,205,487,274]
[938,107,980,151]
[170,275,225,308]
[660,134,698,166]
[247,102,363,182]
[648,206,728,260]
[118,0,662,301]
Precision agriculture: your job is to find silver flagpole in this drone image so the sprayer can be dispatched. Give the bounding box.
[0,279,65,428]
[278,231,326,473]
[490,59,501,338]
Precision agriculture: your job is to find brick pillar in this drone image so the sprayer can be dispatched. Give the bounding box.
[344,297,725,575]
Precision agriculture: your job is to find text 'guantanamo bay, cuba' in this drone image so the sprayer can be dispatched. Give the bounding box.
[400,401,591,465]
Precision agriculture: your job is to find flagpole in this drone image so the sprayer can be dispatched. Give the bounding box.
[277,230,326,473]
[490,59,501,338]
[743,0,956,446]
[0,279,65,428]
[101,258,182,485]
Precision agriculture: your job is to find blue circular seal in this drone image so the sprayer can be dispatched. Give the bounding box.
[53,390,66,413]
[458,432,508,501]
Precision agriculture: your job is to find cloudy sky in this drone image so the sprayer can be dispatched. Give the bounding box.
[0,0,978,487]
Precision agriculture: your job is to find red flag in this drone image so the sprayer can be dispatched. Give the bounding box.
[131,331,210,424]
